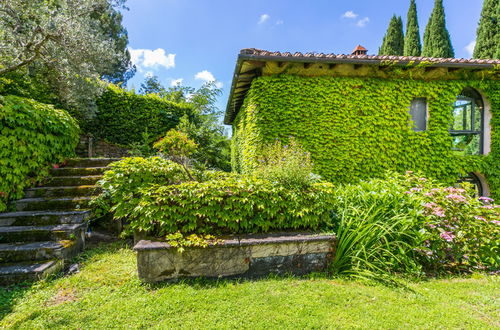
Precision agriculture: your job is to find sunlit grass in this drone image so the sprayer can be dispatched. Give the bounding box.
[1,241,498,329]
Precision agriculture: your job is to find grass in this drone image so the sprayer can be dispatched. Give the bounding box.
[0,241,498,329]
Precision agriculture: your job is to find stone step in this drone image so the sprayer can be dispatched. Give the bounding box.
[44,176,102,187]
[0,260,64,286]
[64,158,120,168]
[0,240,81,263]
[0,210,92,227]
[0,224,86,244]
[50,167,108,177]
[24,186,99,198]
[15,197,92,212]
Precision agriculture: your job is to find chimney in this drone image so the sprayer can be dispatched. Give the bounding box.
[351,45,367,56]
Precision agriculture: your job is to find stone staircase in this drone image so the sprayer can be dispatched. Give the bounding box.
[0,158,118,285]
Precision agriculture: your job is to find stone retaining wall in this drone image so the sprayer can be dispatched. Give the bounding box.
[134,232,336,283]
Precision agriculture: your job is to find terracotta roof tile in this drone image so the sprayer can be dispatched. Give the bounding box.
[240,48,500,66]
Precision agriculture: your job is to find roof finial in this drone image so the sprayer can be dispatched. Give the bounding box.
[352,45,368,55]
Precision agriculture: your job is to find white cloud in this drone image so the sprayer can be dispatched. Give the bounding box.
[195,70,223,88]
[465,40,476,57]
[170,78,183,87]
[128,47,175,72]
[276,20,284,25]
[342,11,358,19]
[258,14,270,24]
[356,17,370,27]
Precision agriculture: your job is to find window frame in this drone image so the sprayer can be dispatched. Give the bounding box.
[450,88,484,155]
[409,97,428,132]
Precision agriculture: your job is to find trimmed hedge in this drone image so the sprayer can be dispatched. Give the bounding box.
[90,84,193,145]
[0,95,80,211]
[231,75,500,198]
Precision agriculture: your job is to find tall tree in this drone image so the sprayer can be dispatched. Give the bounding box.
[473,0,499,59]
[94,3,136,84]
[379,15,405,55]
[0,0,132,120]
[422,0,455,58]
[404,0,422,56]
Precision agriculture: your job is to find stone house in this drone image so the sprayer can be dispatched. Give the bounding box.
[225,47,500,197]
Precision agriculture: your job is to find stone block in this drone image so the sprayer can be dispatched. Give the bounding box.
[134,232,335,283]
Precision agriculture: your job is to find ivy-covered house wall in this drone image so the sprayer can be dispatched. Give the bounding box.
[231,74,500,198]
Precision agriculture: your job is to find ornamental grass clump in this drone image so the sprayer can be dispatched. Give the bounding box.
[254,138,320,189]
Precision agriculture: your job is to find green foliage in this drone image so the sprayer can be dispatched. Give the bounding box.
[473,0,499,59]
[154,129,198,180]
[231,74,500,199]
[94,158,335,238]
[0,95,79,211]
[124,176,335,237]
[404,0,422,56]
[379,15,405,56]
[422,0,454,58]
[402,176,500,272]
[165,232,222,253]
[90,84,192,145]
[330,172,499,277]
[0,0,133,119]
[91,157,188,218]
[154,129,198,159]
[253,138,320,189]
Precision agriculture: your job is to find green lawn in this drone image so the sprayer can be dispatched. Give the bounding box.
[1,242,498,329]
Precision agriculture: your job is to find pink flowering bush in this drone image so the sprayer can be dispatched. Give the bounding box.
[331,171,499,278]
[402,172,500,273]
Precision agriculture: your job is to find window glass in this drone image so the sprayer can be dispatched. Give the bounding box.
[409,98,427,131]
[450,88,483,155]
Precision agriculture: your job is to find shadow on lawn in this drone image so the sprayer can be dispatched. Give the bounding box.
[0,239,130,321]
[0,282,34,321]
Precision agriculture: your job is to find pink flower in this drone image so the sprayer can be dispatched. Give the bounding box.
[446,194,467,203]
[428,224,436,229]
[406,171,414,174]
[440,231,455,242]
[479,196,494,204]
[433,208,446,217]
[474,215,487,222]
[491,220,500,226]
[482,205,494,210]
[424,192,433,197]
[411,187,422,192]
[424,202,437,209]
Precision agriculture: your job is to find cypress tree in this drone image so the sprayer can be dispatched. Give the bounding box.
[422,0,454,58]
[473,0,499,59]
[379,15,405,55]
[404,0,422,56]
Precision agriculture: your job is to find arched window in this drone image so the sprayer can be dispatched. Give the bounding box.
[457,172,484,197]
[450,88,484,155]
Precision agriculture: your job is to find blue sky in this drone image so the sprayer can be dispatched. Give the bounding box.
[122,0,484,112]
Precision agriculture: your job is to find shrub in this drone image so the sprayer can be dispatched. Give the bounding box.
[90,84,193,145]
[330,171,499,277]
[92,157,188,218]
[0,95,79,211]
[402,174,500,272]
[253,138,320,189]
[97,170,335,237]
